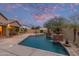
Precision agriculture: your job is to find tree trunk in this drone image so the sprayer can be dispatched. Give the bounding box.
[73,28,76,43]
[47,28,51,36]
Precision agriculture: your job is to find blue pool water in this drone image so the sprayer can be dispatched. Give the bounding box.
[19,35,69,56]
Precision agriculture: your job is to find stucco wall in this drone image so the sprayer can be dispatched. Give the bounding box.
[63,27,79,46]
[75,28,79,46]
[63,28,74,42]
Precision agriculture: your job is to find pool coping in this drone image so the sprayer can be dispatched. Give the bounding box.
[18,33,77,56]
[26,33,79,56]
[60,41,78,56]
[18,33,69,56]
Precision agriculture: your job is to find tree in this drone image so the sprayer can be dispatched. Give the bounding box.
[44,16,66,34]
[70,14,79,43]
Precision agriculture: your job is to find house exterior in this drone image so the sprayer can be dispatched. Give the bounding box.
[6,20,21,36]
[0,13,21,37]
[0,13,8,37]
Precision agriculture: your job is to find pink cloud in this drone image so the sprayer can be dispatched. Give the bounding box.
[34,5,63,12]
[32,13,59,21]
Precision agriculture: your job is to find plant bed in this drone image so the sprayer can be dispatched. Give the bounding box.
[53,34,63,42]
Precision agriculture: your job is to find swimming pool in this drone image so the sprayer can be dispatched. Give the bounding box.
[19,35,70,56]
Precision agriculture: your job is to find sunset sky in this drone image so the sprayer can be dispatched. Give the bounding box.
[0,3,79,27]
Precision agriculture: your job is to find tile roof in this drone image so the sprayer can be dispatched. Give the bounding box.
[0,12,21,27]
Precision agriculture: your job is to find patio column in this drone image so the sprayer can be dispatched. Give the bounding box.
[6,24,10,37]
[6,28,10,37]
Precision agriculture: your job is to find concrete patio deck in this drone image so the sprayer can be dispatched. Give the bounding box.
[0,33,78,56]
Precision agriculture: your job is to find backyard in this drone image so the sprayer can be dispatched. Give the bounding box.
[0,3,79,56]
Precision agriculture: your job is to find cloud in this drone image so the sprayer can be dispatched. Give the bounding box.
[32,13,59,21]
